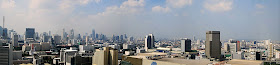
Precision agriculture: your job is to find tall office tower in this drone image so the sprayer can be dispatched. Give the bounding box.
[42,36,50,42]
[25,28,35,39]
[85,36,89,45]
[70,29,74,39]
[268,43,274,60]
[181,38,191,52]
[49,31,51,36]
[92,47,118,65]
[8,29,14,38]
[237,41,241,51]
[52,35,61,46]
[144,34,155,51]
[206,31,221,59]
[92,29,95,40]
[0,44,13,65]
[62,28,66,41]
[12,35,19,47]
[3,28,7,39]
[124,34,127,39]
[120,35,123,42]
[76,34,81,40]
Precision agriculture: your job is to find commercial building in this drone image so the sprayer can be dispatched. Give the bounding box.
[205,31,221,59]
[145,34,155,51]
[92,47,118,65]
[181,38,191,52]
[25,28,35,39]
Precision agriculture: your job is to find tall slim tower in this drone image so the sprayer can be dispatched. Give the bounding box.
[2,16,5,39]
[144,34,154,51]
[181,38,191,52]
[70,29,74,39]
[92,29,95,40]
[206,31,221,59]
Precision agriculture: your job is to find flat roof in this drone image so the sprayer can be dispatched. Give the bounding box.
[157,58,212,65]
[226,59,263,65]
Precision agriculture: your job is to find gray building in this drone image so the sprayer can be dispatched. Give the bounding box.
[12,35,19,47]
[3,28,8,39]
[25,28,35,39]
[0,44,13,65]
[181,38,191,52]
[144,34,155,51]
[205,31,221,59]
[92,29,95,40]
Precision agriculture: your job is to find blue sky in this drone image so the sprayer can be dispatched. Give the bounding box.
[0,0,279,40]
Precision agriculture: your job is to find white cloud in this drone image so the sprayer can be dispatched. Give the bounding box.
[204,0,233,12]
[152,6,170,13]
[97,0,145,16]
[166,0,192,8]
[1,0,16,8]
[59,0,93,13]
[256,4,264,9]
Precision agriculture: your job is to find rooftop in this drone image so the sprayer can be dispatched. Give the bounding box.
[226,59,263,65]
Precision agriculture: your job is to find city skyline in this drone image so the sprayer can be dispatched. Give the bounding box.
[0,0,279,41]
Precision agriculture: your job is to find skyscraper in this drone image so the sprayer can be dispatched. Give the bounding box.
[206,31,221,59]
[145,34,155,51]
[70,29,74,39]
[25,28,35,39]
[181,38,191,52]
[3,28,7,39]
[12,35,19,47]
[92,29,95,40]
[62,28,66,41]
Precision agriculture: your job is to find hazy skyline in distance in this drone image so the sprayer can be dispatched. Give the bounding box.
[0,0,279,40]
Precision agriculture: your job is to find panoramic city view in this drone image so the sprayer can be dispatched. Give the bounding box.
[0,0,279,65]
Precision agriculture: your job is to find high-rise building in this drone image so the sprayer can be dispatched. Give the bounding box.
[144,34,155,51]
[0,26,3,37]
[25,28,35,39]
[237,41,241,51]
[12,35,19,47]
[62,28,66,41]
[85,36,89,45]
[92,29,95,40]
[70,29,74,39]
[205,31,221,59]
[52,35,61,46]
[0,44,13,65]
[3,28,7,39]
[181,38,191,52]
[92,47,118,65]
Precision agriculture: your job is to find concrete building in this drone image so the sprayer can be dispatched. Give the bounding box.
[92,47,118,65]
[52,35,61,46]
[13,51,22,60]
[181,38,191,52]
[145,34,155,51]
[25,28,35,39]
[0,44,13,65]
[79,45,95,53]
[40,42,51,51]
[205,31,221,59]
[12,35,19,47]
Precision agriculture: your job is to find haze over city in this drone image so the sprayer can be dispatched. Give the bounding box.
[0,0,279,40]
